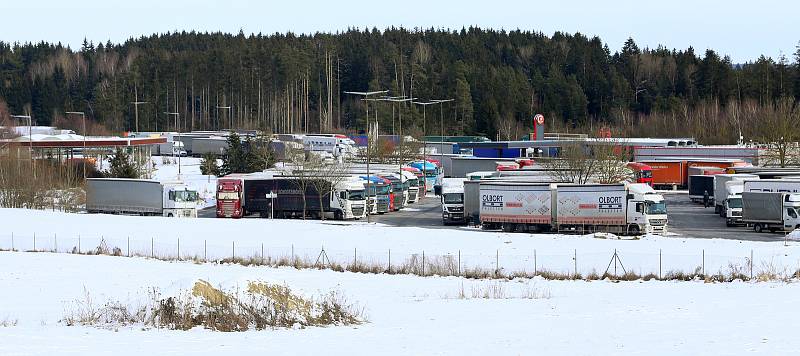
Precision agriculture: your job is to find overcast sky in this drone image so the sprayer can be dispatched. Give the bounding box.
[1,0,796,63]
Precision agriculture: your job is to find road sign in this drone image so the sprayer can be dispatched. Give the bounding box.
[534,114,545,125]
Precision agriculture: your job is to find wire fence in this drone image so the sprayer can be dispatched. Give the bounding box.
[0,232,797,281]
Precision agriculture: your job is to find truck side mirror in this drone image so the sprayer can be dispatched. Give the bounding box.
[434,185,442,196]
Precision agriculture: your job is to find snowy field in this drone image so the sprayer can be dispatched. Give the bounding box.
[1,208,800,278]
[1,251,799,355]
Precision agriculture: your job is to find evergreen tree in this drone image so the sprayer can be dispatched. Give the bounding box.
[106,148,140,178]
[199,152,220,176]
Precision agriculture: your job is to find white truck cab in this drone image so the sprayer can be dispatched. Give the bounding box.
[723,181,744,226]
[163,183,199,217]
[333,178,367,219]
[626,183,668,235]
[401,171,420,203]
[439,178,466,225]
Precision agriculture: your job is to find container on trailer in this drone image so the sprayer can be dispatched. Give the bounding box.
[688,175,715,203]
[641,160,685,188]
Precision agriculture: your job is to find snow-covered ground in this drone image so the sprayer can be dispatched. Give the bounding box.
[1,208,799,278]
[1,251,799,355]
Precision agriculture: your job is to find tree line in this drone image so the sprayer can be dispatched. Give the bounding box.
[0,27,799,144]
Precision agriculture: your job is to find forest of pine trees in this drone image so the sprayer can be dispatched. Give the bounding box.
[0,27,798,144]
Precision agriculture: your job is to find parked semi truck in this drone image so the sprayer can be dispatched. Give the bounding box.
[360,175,391,214]
[215,173,366,220]
[401,170,420,203]
[722,181,745,226]
[154,141,187,156]
[438,178,466,225]
[742,192,800,233]
[378,173,408,210]
[86,178,198,217]
[713,174,758,215]
[479,182,668,235]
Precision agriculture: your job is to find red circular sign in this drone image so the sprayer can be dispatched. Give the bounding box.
[534,114,545,125]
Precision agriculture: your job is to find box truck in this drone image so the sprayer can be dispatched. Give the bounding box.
[86,178,198,217]
[722,181,745,226]
[479,183,668,235]
[688,175,716,203]
[713,174,758,215]
[742,192,800,233]
[642,160,685,188]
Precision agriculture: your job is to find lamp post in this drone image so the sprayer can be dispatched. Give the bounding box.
[11,115,33,179]
[344,90,388,222]
[371,96,414,180]
[430,99,454,179]
[164,111,181,178]
[131,85,148,133]
[412,101,436,194]
[65,111,87,179]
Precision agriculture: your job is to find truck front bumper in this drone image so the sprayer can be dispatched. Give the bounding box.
[442,212,465,223]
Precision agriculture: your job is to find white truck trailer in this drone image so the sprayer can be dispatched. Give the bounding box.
[742,192,800,233]
[479,182,668,235]
[714,174,758,214]
[86,178,198,217]
[744,179,800,194]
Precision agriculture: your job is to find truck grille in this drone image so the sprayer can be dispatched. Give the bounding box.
[220,201,236,214]
[409,191,417,201]
[649,219,667,226]
[352,206,365,217]
[732,211,742,217]
[448,206,464,212]
[377,202,389,212]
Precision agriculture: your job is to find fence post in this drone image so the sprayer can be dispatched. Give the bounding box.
[659,249,662,280]
[204,240,207,262]
[54,233,57,253]
[750,249,753,280]
[534,249,537,276]
[127,236,130,257]
[78,235,81,254]
[150,237,153,258]
[573,249,577,278]
[388,249,391,273]
[291,244,294,263]
[458,249,461,276]
[232,241,235,260]
[177,237,180,260]
[261,243,264,264]
[702,249,705,276]
[495,249,499,275]
[33,232,36,251]
[353,247,357,268]
[422,250,426,276]
[11,232,14,251]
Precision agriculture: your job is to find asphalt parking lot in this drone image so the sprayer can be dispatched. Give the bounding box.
[663,193,790,242]
[200,191,794,241]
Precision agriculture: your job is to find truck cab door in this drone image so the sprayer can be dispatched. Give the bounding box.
[786,208,798,229]
[628,201,645,223]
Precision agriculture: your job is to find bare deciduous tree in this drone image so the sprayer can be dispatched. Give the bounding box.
[756,99,800,167]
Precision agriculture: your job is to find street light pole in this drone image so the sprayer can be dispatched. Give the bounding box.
[131,86,148,133]
[65,111,87,179]
[430,99,454,178]
[412,101,436,194]
[344,90,388,222]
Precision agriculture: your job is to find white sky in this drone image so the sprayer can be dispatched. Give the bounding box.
[1,0,796,63]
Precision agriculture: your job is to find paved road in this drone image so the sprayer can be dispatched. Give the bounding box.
[664,193,790,242]
[368,192,448,228]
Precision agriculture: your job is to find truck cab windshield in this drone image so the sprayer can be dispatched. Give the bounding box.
[408,179,419,187]
[646,201,667,215]
[171,190,198,202]
[443,193,464,204]
[348,190,366,200]
[727,198,742,209]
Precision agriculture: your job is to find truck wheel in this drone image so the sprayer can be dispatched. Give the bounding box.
[753,224,763,233]
[167,213,174,217]
[334,210,343,220]
[726,220,734,227]
[627,225,640,236]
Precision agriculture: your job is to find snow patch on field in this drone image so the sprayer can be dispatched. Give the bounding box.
[1,252,799,355]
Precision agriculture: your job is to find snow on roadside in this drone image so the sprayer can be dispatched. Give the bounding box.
[1,251,799,355]
[1,208,799,277]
